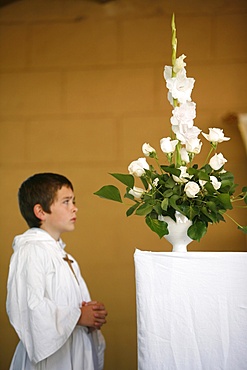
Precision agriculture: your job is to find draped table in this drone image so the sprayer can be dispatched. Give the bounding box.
[134,249,247,370]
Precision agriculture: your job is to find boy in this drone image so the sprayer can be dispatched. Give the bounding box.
[6,173,107,370]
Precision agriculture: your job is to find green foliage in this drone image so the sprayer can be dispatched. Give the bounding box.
[93,185,122,203]
[188,221,208,241]
[145,215,169,238]
[110,173,134,188]
[94,163,247,241]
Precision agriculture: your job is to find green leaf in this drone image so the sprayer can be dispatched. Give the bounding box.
[201,206,217,223]
[145,216,169,238]
[163,189,174,198]
[206,201,217,213]
[202,164,212,174]
[163,176,176,188]
[187,205,198,220]
[161,165,181,177]
[110,173,134,188]
[220,171,234,182]
[161,198,169,211]
[217,193,233,210]
[126,203,139,217]
[220,180,233,192]
[188,167,210,181]
[169,195,182,211]
[94,185,122,203]
[140,176,149,190]
[198,171,210,181]
[135,203,153,216]
[204,181,215,194]
[188,221,207,241]
[153,203,163,215]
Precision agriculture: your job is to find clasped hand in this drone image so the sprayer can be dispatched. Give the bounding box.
[78,300,107,330]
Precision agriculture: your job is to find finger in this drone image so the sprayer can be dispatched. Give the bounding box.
[94,317,107,325]
[92,304,106,311]
[94,320,106,329]
[94,311,107,319]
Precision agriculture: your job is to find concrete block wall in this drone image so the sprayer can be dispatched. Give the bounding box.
[0,1,247,369]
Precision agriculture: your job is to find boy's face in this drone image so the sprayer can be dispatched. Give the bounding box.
[40,185,78,240]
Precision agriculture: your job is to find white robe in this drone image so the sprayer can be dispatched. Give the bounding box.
[6,228,105,370]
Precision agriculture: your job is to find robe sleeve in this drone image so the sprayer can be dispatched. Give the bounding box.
[6,243,81,364]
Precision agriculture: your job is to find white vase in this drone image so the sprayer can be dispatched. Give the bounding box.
[159,211,193,252]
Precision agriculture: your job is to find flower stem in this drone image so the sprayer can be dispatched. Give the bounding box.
[203,146,214,166]
[223,211,243,229]
[155,157,164,173]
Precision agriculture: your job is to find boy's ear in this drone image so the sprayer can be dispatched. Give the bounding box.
[33,204,46,221]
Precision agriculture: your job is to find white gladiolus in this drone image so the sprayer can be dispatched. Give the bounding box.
[209,153,227,171]
[202,128,230,144]
[164,65,172,81]
[142,143,156,157]
[129,186,145,199]
[173,54,187,73]
[171,102,196,129]
[128,157,149,177]
[184,181,200,198]
[166,68,195,104]
[160,137,178,154]
[210,176,221,190]
[173,125,201,145]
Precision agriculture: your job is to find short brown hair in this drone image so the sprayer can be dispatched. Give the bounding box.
[18,173,73,228]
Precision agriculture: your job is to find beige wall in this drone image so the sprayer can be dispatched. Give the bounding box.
[0,1,247,369]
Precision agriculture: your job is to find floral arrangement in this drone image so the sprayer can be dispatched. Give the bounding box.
[94,14,247,242]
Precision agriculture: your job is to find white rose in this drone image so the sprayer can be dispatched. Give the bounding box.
[128,157,149,177]
[129,186,145,199]
[184,181,200,198]
[180,147,190,163]
[142,143,156,157]
[160,137,178,154]
[202,128,230,143]
[210,176,221,190]
[172,166,192,183]
[185,138,202,154]
[199,179,207,188]
[209,153,227,170]
[153,178,159,187]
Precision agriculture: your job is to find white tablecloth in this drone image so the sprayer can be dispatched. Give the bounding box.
[134,249,247,370]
